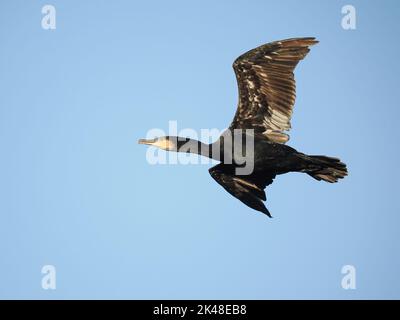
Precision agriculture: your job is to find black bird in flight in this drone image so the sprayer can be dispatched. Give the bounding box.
[139,38,347,217]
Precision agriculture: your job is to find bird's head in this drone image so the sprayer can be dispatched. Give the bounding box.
[138,136,181,151]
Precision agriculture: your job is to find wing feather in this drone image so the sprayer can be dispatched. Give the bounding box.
[230,37,318,143]
[209,164,275,217]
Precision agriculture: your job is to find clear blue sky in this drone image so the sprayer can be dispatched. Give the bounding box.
[1,0,399,299]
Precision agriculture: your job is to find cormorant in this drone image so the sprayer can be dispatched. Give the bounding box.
[139,38,347,217]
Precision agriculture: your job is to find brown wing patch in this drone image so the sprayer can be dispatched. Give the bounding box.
[230,38,318,143]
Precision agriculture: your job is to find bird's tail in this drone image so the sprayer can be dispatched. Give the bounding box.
[302,155,348,183]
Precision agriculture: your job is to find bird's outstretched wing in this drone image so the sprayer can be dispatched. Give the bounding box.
[230,37,318,144]
[209,164,276,217]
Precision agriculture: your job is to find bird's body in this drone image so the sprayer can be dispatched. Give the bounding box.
[139,37,348,217]
[212,131,298,172]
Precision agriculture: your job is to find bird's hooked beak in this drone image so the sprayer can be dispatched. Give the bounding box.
[138,137,176,151]
[138,138,157,146]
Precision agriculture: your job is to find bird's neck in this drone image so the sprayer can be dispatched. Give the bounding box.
[176,138,213,159]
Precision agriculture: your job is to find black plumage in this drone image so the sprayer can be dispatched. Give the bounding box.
[139,37,348,217]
